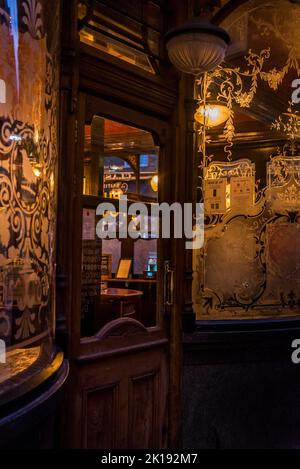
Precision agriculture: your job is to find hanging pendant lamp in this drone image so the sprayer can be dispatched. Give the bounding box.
[165,16,230,75]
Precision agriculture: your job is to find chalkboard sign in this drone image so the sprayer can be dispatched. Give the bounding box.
[101,254,112,279]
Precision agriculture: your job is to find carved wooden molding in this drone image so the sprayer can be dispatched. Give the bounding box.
[95,318,148,340]
[79,47,178,120]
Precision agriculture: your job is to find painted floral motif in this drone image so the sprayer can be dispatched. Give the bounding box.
[0,310,10,338]
[15,309,36,339]
[22,0,43,39]
[0,211,10,247]
[261,68,285,90]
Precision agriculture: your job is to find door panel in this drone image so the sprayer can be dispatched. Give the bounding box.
[64,93,173,449]
[84,384,119,449]
[128,373,158,449]
[79,319,168,449]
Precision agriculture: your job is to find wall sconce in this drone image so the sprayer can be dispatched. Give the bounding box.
[32,164,43,178]
[150,175,158,192]
[195,103,230,127]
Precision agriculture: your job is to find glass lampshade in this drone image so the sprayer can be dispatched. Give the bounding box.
[150,175,158,192]
[165,17,230,75]
[195,104,230,127]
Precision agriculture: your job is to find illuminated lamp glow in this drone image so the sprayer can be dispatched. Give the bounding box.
[33,167,42,178]
[150,175,158,192]
[110,189,123,199]
[194,104,230,128]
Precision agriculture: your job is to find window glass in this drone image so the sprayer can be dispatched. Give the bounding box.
[193,0,300,322]
[78,1,162,74]
[81,117,159,337]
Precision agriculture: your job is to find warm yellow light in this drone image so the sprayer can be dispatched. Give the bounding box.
[33,166,42,178]
[110,189,123,199]
[50,172,55,192]
[226,183,231,210]
[34,129,39,144]
[104,211,118,218]
[150,175,158,192]
[195,104,230,128]
[110,164,123,171]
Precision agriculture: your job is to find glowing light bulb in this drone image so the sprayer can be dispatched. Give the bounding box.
[150,175,158,192]
[195,104,230,127]
[33,167,41,178]
[34,130,39,144]
[50,172,55,192]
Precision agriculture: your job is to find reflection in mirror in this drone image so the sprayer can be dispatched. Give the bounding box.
[81,118,159,337]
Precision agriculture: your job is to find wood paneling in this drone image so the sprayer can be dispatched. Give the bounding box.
[59,0,186,449]
[84,384,119,449]
[128,373,158,448]
[74,336,168,449]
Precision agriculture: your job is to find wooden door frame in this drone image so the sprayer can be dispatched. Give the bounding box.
[70,91,172,349]
[58,90,184,448]
[58,0,195,449]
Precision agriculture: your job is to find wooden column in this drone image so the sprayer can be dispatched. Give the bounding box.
[56,0,79,352]
[182,75,197,333]
[167,0,197,450]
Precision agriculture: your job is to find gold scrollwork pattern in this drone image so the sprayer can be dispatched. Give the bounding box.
[0,0,59,347]
[194,156,300,320]
[196,0,300,168]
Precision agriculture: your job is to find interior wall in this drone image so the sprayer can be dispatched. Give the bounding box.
[183,329,300,449]
[185,0,300,441]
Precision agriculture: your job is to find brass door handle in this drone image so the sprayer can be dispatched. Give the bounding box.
[164,261,174,307]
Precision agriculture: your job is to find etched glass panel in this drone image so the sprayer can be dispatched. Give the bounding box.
[194,157,300,320]
[0,0,60,401]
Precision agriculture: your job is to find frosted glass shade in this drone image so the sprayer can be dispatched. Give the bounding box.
[166,18,230,75]
[195,104,230,127]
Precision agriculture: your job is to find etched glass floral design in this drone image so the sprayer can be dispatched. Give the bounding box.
[0,0,60,400]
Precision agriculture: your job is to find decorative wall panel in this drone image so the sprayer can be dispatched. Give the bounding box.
[0,0,60,398]
[194,157,300,320]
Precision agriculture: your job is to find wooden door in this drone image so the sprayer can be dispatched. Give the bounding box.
[61,93,181,449]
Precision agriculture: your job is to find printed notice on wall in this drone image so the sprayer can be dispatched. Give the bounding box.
[204,179,227,215]
[230,176,253,207]
[82,208,96,240]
